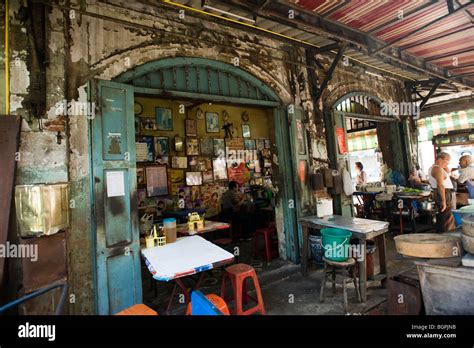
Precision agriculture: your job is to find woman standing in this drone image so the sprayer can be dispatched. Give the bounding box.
[355,162,367,186]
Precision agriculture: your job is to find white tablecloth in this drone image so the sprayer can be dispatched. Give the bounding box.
[141,235,234,281]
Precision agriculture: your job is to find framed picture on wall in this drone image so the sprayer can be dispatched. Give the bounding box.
[140,117,158,131]
[136,136,154,162]
[202,171,214,183]
[242,124,251,138]
[156,107,173,131]
[256,139,265,151]
[186,138,200,156]
[200,138,214,157]
[244,139,255,150]
[206,112,220,133]
[213,139,225,157]
[264,139,271,149]
[136,165,146,186]
[145,165,168,197]
[135,117,141,134]
[212,158,228,181]
[185,119,197,137]
[171,156,188,169]
[153,137,169,157]
[186,172,203,186]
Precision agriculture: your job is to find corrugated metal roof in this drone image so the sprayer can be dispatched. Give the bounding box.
[291,0,474,82]
[165,0,473,86]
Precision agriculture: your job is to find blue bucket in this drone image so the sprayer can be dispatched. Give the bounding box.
[453,211,462,227]
[321,228,352,262]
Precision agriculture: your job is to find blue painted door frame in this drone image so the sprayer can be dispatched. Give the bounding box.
[90,79,142,314]
[87,59,305,313]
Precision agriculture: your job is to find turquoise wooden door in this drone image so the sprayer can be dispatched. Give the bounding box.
[324,109,353,217]
[275,106,300,263]
[90,79,142,314]
[287,106,314,255]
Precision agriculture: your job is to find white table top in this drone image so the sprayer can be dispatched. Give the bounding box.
[141,235,234,281]
[299,215,389,235]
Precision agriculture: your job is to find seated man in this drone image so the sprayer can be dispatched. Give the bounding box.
[220,181,253,241]
[453,155,474,198]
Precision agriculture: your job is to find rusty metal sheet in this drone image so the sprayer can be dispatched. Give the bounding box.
[387,269,424,315]
[18,287,66,315]
[21,232,67,293]
[0,116,21,288]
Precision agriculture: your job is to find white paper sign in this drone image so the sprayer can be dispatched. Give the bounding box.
[106,171,125,197]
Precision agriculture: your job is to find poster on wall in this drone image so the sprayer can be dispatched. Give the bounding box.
[136,136,154,162]
[136,166,146,186]
[226,138,244,151]
[336,127,347,154]
[145,165,168,197]
[200,138,214,157]
[206,112,220,133]
[202,171,214,183]
[186,172,203,186]
[156,107,173,131]
[244,139,255,150]
[256,139,265,151]
[170,169,185,196]
[296,119,306,155]
[200,183,226,218]
[154,136,169,164]
[212,158,228,181]
[186,138,200,156]
[185,119,197,137]
[227,162,248,185]
[213,139,225,157]
[140,117,158,131]
[171,156,188,169]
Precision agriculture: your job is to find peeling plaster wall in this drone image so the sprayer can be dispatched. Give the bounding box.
[12,0,412,313]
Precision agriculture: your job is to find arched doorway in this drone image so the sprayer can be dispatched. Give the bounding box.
[325,91,408,216]
[88,57,303,314]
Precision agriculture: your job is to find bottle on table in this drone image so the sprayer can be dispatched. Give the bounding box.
[163,218,177,244]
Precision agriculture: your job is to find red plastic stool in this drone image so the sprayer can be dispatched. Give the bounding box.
[115,304,158,315]
[185,294,230,315]
[220,263,266,315]
[254,226,279,263]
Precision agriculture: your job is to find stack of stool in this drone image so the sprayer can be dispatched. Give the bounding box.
[320,257,361,313]
[254,223,278,264]
[221,263,266,315]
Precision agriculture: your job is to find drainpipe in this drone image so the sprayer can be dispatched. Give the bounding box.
[4,0,9,115]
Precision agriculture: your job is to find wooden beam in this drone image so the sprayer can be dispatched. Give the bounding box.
[314,45,346,100]
[420,82,441,110]
[447,0,455,14]
[450,72,474,78]
[221,0,474,88]
[310,43,340,54]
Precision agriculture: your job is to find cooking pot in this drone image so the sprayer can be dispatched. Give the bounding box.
[420,201,434,211]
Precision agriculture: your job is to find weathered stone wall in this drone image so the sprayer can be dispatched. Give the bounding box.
[10,0,411,313]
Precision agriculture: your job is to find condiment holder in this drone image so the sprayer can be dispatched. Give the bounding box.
[145,225,166,248]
